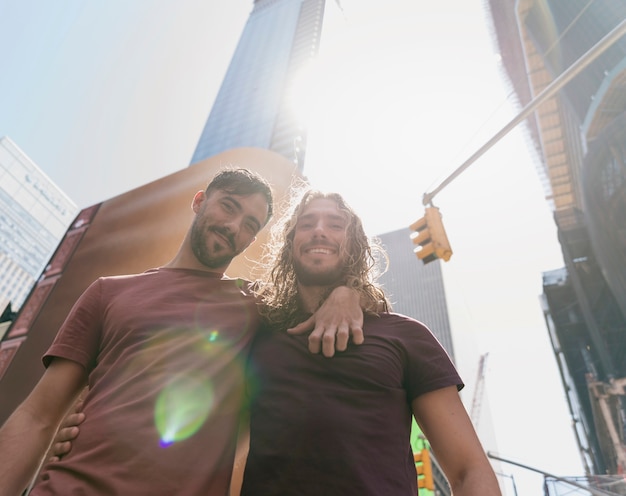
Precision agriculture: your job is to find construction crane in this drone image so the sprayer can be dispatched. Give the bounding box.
[470,353,489,430]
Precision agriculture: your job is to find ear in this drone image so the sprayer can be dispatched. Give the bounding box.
[192,191,206,213]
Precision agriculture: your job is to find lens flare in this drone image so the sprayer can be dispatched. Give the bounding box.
[155,374,215,447]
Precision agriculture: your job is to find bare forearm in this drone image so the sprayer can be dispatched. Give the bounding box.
[0,406,57,496]
[0,359,87,495]
[412,389,501,496]
[448,465,502,496]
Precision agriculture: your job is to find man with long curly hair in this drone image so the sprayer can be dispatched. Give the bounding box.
[240,189,501,495]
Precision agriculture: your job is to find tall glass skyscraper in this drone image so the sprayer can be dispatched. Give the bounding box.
[0,136,78,315]
[190,0,325,171]
[377,228,456,359]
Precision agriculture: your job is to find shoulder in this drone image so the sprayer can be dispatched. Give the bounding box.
[365,312,431,333]
[94,270,154,284]
[365,312,444,346]
[77,271,164,303]
[98,268,243,286]
[90,271,151,290]
[224,276,255,289]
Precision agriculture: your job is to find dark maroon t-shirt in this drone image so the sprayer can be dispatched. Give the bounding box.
[242,312,463,496]
[33,267,261,496]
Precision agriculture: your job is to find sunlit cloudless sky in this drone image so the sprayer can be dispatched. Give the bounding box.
[0,0,586,493]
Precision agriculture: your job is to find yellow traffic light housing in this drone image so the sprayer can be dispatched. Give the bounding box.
[414,448,434,491]
[409,206,452,264]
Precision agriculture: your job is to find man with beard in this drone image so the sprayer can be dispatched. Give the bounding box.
[240,190,502,495]
[0,169,364,496]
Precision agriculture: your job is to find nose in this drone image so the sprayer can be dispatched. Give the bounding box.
[223,216,241,236]
[313,220,327,237]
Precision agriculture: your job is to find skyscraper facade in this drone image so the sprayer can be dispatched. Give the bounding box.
[190,0,325,171]
[377,228,456,359]
[486,0,626,484]
[0,136,78,318]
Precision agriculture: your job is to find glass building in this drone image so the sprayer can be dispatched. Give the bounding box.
[190,0,326,171]
[377,228,456,358]
[486,0,626,485]
[0,136,78,316]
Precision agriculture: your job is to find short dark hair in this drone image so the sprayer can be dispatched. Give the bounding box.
[205,168,274,224]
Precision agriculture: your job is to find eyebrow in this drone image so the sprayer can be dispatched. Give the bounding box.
[298,212,347,223]
[225,195,262,232]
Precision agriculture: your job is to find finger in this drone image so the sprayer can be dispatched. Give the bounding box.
[307,328,324,354]
[335,323,349,352]
[350,324,364,346]
[287,315,315,335]
[60,412,85,429]
[322,331,336,358]
[55,426,80,444]
[287,315,315,334]
[50,440,73,459]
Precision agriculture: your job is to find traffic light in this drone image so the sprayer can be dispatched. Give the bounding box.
[409,206,452,264]
[414,448,434,491]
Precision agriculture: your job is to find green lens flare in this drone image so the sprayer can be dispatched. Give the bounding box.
[155,374,214,446]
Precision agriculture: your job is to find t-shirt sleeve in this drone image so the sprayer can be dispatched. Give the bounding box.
[401,317,464,401]
[42,278,103,372]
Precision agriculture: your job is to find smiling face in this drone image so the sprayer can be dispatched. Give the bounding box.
[190,188,269,271]
[291,197,350,287]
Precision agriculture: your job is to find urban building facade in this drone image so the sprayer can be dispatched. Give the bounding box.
[486,0,626,490]
[190,0,326,171]
[377,228,456,358]
[0,136,77,322]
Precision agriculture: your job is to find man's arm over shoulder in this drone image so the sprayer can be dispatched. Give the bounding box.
[0,358,87,496]
[287,286,365,357]
[412,386,502,496]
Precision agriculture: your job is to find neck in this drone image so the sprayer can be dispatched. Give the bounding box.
[163,246,226,276]
[297,283,330,313]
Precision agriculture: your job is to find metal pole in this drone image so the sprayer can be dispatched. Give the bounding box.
[488,452,615,496]
[422,18,626,206]
[495,472,519,496]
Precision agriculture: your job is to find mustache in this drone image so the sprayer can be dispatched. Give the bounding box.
[209,226,236,250]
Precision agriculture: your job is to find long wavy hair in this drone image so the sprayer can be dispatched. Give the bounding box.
[257,187,390,328]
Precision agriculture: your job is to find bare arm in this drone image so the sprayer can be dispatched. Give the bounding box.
[0,358,87,495]
[287,286,364,357]
[229,412,250,496]
[412,386,501,496]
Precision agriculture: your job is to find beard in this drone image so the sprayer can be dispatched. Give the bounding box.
[293,257,344,287]
[190,218,237,269]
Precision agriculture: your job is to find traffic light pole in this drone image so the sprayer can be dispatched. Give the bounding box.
[487,452,615,496]
[422,18,626,207]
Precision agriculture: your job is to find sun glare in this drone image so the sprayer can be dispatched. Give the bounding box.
[290,45,431,173]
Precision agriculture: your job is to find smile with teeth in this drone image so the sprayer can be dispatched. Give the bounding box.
[306,247,334,255]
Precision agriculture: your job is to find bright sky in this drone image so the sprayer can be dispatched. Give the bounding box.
[0,0,585,493]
